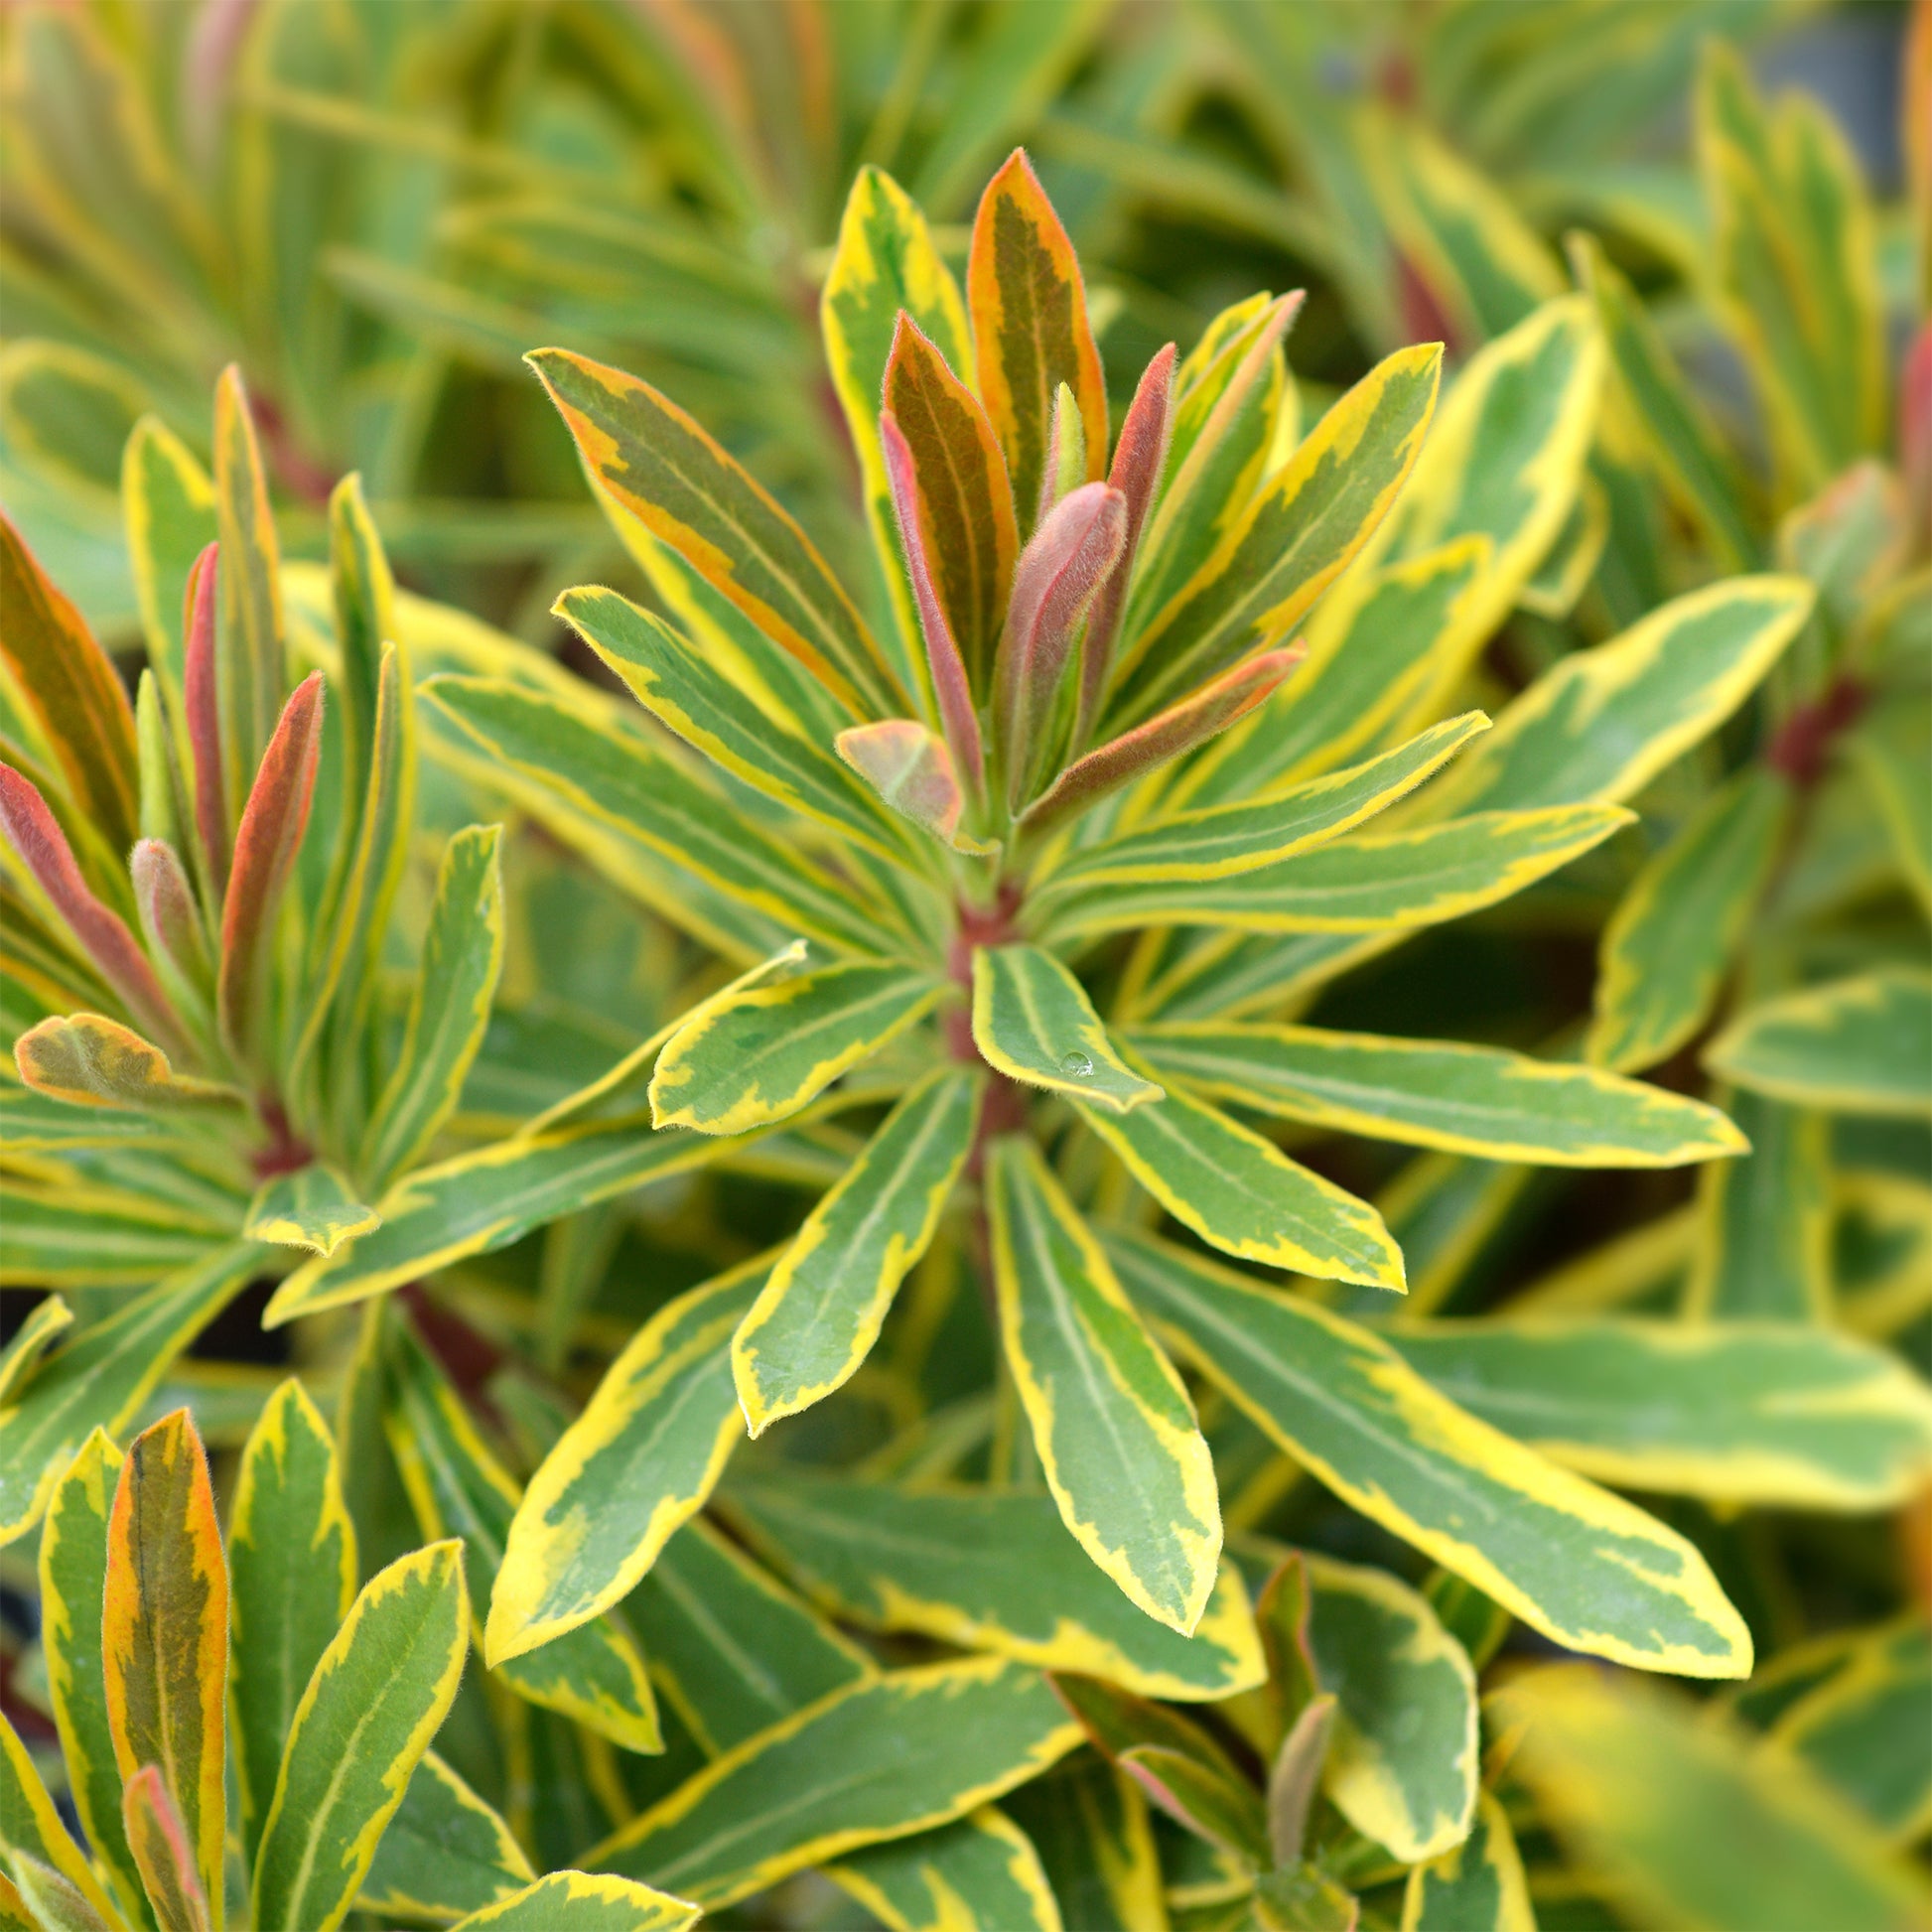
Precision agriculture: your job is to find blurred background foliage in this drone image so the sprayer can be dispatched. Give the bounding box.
[1,2,1928,1929]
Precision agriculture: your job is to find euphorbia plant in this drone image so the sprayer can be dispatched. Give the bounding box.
[389,153,1759,1675]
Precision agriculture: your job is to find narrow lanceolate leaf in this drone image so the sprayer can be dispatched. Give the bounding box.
[629,1518,872,1755]
[1298,1554,1476,1863]
[1132,1024,1746,1167]
[0,1712,125,1929]
[886,313,1018,683]
[971,944,1161,1113]
[1402,1790,1535,1932]
[1001,1755,1164,1932]
[1039,714,1489,893]
[1853,698,1932,914]
[1707,972,1932,1117]
[0,1176,223,1289]
[217,672,324,1065]
[384,1318,659,1753]
[1688,1090,1830,1321]
[447,1871,699,1932]
[123,415,216,711]
[360,1751,533,1925]
[1076,1073,1404,1289]
[726,1473,1264,1702]
[830,1811,1060,1932]
[488,1261,768,1666]
[1431,577,1815,816]
[733,1069,978,1435]
[651,962,940,1136]
[183,544,228,893]
[39,1431,143,1925]
[122,1766,211,1932]
[243,1165,379,1257]
[821,165,974,690]
[527,347,898,716]
[264,1117,741,1325]
[103,1410,226,1917]
[228,1380,357,1858]
[327,474,397,811]
[1110,344,1442,731]
[1109,1229,1753,1678]
[1388,1317,1932,1509]
[131,839,209,1001]
[0,763,183,1051]
[0,1294,70,1405]
[1497,1665,1930,1932]
[251,1542,469,1932]
[968,150,1108,533]
[556,587,915,865]
[0,1243,261,1544]
[590,1658,1082,1909]
[1588,768,1789,1072]
[361,824,504,1187]
[15,1015,239,1112]
[987,1139,1220,1636]
[212,367,288,815]
[0,510,137,850]
[1017,646,1301,840]
[837,722,980,849]
[1045,804,1631,941]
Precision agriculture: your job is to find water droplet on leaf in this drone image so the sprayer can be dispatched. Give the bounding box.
[1058,1049,1094,1078]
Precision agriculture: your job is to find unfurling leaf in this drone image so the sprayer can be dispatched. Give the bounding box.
[122,1765,212,1932]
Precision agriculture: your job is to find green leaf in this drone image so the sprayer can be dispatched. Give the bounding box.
[725,1471,1265,1701]
[0,1082,178,1153]
[1686,1089,1831,1319]
[37,1431,144,1926]
[101,1410,226,1917]
[0,1175,222,1289]
[829,1810,1060,1932]
[488,1260,769,1666]
[384,1316,659,1753]
[1131,1022,1746,1166]
[1387,1315,1932,1509]
[589,1658,1081,1909]
[251,1540,469,1932]
[1111,344,1443,730]
[122,416,216,718]
[1571,231,1760,570]
[210,368,288,820]
[1429,577,1814,816]
[627,1518,872,1756]
[448,1872,699,1932]
[650,961,941,1135]
[1851,697,1932,915]
[1707,971,1932,1117]
[971,943,1161,1113]
[1496,1664,1929,1932]
[1042,804,1632,940]
[1075,1072,1404,1288]
[228,1380,357,1859]
[263,1117,740,1327]
[1002,1759,1164,1932]
[359,1751,534,1926]
[0,1294,70,1405]
[243,1165,379,1257]
[361,824,504,1187]
[528,347,899,716]
[0,1243,262,1544]
[1587,768,1789,1073]
[733,1068,978,1434]
[986,1138,1219,1634]
[821,165,974,699]
[0,1710,126,1930]
[1401,1789,1535,1932]
[420,674,867,963]
[0,507,138,853]
[1298,1552,1476,1863]
[1768,1621,1932,1841]
[967,150,1108,538]
[1108,1228,1752,1678]
[555,587,916,866]
[1039,714,1489,893]
[14,1013,237,1114]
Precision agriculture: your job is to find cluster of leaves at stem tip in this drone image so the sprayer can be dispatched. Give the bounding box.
[1,23,1931,1930]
